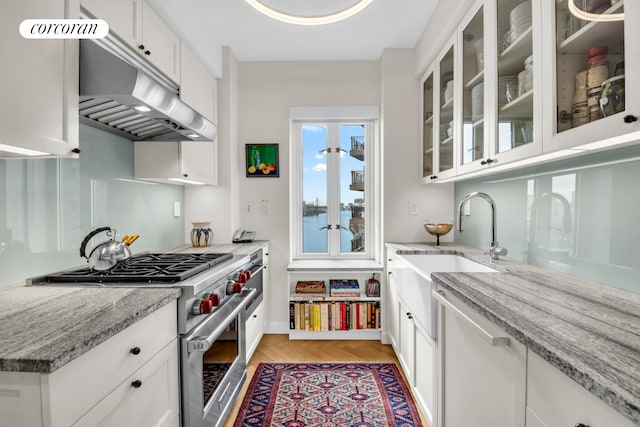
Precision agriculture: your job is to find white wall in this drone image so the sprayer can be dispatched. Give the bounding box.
[237,60,381,332]
[380,49,454,245]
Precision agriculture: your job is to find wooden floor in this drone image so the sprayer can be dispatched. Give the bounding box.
[223,334,427,426]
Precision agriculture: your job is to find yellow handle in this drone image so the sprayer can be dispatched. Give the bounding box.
[123,234,139,245]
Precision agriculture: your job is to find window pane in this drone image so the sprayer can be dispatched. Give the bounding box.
[340,125,365,253]
[302,125,328,253]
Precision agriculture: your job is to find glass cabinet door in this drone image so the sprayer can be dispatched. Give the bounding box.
[555,0,626,133]
[422,73,434,180]
[496,0,535,155]
[461,6,485,169]
[439,45,455,175]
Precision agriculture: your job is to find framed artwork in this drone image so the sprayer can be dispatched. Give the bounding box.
[245,143,279,177]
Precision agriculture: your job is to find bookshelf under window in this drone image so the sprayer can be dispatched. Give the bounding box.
[287,260,384,340]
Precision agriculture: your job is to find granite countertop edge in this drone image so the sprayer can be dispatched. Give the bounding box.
[0,288,181,374]
[386,242,640,425]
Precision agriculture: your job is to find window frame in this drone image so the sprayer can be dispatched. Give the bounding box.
[290,106,379,260]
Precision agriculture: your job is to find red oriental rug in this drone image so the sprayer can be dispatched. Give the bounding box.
[233,363,424,427]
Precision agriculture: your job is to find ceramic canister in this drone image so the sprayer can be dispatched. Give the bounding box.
[190,222,213,247]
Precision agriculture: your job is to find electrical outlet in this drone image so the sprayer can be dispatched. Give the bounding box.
[463,202,471,216]
[173,201,181,217]
[245,203,253,216]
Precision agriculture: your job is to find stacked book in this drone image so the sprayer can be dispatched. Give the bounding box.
[288,301,381,332]
[329,279,360,297]
[294,280,326,295]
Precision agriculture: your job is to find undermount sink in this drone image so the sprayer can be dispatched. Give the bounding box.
[393,254,499,339]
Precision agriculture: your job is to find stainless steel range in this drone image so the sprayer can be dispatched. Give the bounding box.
[29,249,266,427]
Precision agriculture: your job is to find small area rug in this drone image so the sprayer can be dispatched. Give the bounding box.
[233,362,424,427]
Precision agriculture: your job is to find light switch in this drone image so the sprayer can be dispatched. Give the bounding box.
[173,201,181,217]
[261,199,271,215]
[409,201,418,216]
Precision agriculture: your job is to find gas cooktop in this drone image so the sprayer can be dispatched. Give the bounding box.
[33,253,233,284]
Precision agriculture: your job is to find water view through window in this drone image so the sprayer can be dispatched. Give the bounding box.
[302,124,366,254]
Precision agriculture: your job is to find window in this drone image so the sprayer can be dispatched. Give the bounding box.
[290,107,378,259]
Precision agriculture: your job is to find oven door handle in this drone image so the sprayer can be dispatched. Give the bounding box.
[186,288,256,353]
[250,263,266,276]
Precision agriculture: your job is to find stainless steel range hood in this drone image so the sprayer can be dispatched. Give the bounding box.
[79,38,217,141]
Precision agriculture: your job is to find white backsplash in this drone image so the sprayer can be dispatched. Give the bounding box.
[0,125,185,287]
[454,145,640,293]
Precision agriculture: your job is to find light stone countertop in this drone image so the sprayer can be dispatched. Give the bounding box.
[0,285,180,373]
[386,242,640,425]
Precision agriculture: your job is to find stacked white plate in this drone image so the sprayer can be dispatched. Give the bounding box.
[509,1,531,42]
[498,76,519,106]
[471,83,484,121]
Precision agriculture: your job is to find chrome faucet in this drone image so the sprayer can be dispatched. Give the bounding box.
[458,192,508,260]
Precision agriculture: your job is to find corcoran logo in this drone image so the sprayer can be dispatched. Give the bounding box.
[19,19,109,39]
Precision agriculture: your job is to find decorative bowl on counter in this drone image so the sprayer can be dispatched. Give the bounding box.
[423,221,453,246]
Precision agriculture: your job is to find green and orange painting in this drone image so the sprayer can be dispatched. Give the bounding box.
[246,144,279,177]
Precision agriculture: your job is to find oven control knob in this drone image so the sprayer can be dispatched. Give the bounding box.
[227,281,243,294]
[192,298,213,315]
[239,270,252,283]
[210,293,221,306]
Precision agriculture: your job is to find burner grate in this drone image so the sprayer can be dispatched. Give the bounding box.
[43,253,233,283]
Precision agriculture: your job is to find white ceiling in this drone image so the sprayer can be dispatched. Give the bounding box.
[146,0,439,78]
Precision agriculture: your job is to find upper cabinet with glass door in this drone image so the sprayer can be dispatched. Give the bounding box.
[544,0,640,151]
[421,37,457,183]
[438,43,457,179]
[458,2,487,174]
[493,0,542,163]
[422,71,435,181]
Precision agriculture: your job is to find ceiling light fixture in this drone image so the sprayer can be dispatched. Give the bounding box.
[568,0,623,22]
[245,0,374,25]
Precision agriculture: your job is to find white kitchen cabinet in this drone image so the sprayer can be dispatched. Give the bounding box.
[413,322,436,426]
[526,350,636,427]
[181,43,218,123]
[81,0,180,84]
[385,250,400,350]
[245,301,265,362]
[0,301,179,427]
[434,288,526,427]
[134,140,216,185]
[140,0,180,83]
[81,0,140,48]
[0,0,79,157]
[398,300,415,384]
[542,0,640,152]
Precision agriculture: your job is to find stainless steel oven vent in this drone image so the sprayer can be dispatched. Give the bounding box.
[79,38,217,142]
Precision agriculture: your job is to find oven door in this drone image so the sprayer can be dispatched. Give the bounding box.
[181,288,255,427]
[243,262,265,316]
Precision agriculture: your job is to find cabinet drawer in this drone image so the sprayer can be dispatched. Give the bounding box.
[527,351,635,427]
[73,339,179,427]
[246,302,265,361]
[45,301,177,427]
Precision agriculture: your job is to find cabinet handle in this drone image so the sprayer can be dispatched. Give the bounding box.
[575,424,590,427]
[131,379,142,389]
[430,175,438,180]
[624,115,637,123]
[138,44,145,50]
[432,290,510,347]
[130,346,141,355]
[144,50,151,56]
[253,314,258,318]
[183,173,188,177]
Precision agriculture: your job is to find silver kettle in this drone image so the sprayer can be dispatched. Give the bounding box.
[80,227,139,271]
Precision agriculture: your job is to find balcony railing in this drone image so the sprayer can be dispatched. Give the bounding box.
[349,170,364,191]
[349,136,364,160]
